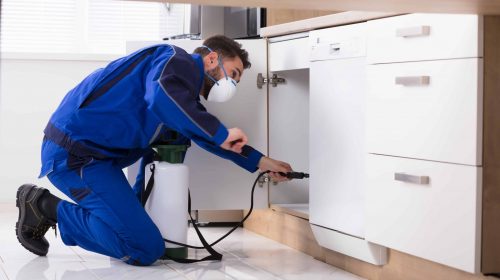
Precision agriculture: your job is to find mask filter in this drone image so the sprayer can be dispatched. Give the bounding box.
[205,73,237,103]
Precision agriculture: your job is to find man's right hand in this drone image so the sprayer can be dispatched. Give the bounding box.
[258,157,293,182]
[220,127,248,153]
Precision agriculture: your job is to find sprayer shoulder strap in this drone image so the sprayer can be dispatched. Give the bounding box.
[141,164,155,207]
[142,163,222,263]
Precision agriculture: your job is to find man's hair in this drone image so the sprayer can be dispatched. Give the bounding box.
[194,35,251,69]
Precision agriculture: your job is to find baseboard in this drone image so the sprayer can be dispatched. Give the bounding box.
[310,224,387,266]
[243,208,495,280]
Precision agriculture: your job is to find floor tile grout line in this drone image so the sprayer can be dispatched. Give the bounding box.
[162,262,193,280]
[229,257,282,280]
[164,249,281,280]
[68,247,86,262]
[217,235,349,279]
[0,264,9,280]
[79,261,105,280]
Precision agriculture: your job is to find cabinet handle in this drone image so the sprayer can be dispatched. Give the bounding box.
[329,43,341,53]
[394,173,430,185]
[395,76,430,86]
[396,26,431,38]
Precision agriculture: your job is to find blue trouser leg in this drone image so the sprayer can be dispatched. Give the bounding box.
[47,156,164,266]
[112,148,155,201]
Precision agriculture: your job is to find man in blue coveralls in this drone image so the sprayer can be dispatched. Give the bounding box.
[15,35,293,266]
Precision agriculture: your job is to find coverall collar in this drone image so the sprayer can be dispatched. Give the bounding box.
[191,53,204,101]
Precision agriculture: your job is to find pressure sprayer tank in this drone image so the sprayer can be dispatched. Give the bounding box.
[145,144,189,259]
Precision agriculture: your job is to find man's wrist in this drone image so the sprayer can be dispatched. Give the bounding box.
[257,156,267,170]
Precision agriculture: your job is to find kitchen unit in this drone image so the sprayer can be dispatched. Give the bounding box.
[127,12,500,279]
[254,12,500,279]
[364,13,496,274]
[267,33,310,213]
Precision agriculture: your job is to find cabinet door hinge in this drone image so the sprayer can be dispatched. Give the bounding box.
[257,73,286,89]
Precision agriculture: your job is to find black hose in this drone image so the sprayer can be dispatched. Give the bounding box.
[163,171,270,249]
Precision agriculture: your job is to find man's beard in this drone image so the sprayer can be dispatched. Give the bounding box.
[201,67,221,100]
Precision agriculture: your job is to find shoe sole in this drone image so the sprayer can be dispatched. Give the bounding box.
[16,184,48,256]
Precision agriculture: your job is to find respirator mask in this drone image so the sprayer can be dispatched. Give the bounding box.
[202,45,237,103]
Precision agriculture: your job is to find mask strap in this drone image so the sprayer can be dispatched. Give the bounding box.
[220,59,229,81]
[201,45,230,82]
[201,45,213,52]
[205,73,219,85]
[199,45,219,85]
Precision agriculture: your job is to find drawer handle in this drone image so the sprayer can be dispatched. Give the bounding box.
[395,76,430,86]
[396,26,431,38]
[394,173,430,185]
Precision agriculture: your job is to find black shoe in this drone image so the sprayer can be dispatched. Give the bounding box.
[16,184,57,256]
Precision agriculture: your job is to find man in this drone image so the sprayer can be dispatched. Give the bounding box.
[15,35,293,266]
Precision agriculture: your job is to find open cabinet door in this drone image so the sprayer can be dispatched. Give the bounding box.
[126,39,268,210]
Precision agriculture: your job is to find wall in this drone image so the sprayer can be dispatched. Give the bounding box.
[0,54,112,202]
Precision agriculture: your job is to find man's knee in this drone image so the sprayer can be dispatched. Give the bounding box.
[126,227,165,266]
[144,235,165,265]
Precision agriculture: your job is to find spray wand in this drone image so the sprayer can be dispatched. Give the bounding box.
[278,172,309,179]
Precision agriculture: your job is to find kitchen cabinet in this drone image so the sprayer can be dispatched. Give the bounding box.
[268,34,310,208]
[366,155,482,273]
[365,13,500,275]
[366,13,482,64]
[366,58,483,165]
[126,13,500,276]
[268,68,309,205]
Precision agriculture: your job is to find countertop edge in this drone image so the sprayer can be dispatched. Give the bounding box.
[260,11,401,38]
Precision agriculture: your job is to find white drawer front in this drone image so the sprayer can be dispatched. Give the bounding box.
[365,155,481,273]
[366,58,483,165]
[269,37,309,71]
[367,14,482,64]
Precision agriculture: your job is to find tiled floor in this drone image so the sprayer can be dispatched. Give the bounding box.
[0,204,365,280]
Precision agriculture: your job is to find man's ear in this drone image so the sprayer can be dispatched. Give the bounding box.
[204,52,219,71]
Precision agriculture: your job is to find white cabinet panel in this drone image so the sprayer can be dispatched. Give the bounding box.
[311,225,387,265]
[269,69,309,204]
[309,57,367,238]
[366,58,483,165]
[367,14,482,64]
[309,23,386,265]
[269,37,310,72]
[365,154,482,273]
[127,39,269,210]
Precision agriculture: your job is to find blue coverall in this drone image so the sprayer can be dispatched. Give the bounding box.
[38,44,264,265]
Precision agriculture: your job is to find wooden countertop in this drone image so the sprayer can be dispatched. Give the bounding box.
[260,11,399,37]
[133,0,500,15]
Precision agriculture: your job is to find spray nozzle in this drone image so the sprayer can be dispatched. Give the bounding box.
[278,172,310,179]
